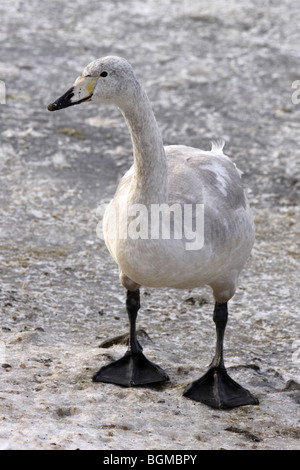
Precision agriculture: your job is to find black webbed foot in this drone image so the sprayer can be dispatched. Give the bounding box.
[93,289,169,387]
[93,350,169,386]
[183,366,259,409]
[183,302,258,409]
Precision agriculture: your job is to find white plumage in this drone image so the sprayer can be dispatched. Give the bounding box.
[48,56,258,409]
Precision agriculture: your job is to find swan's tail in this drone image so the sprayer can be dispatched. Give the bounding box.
[211,139,225,153]
[211,139,243,177]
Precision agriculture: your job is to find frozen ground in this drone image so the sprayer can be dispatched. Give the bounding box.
[0,0,299,450]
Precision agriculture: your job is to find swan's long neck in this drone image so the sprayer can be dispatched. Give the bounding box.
[119,83,168,204]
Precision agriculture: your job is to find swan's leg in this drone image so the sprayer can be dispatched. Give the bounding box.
[93,289,169,386]
[183,302,259,409]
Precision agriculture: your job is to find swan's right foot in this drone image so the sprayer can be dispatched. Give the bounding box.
[92,350,169,386]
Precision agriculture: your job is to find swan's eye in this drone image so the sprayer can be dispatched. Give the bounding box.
[100,71,108,77]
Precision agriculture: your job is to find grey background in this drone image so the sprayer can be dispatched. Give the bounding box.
[0,0,299,449]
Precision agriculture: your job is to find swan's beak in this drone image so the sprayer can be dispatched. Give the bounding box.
[48,75,97,111]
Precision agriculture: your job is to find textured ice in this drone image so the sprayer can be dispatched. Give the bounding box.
[0,0,299,450]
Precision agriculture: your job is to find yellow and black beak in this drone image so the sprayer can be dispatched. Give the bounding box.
[48,75,98,111]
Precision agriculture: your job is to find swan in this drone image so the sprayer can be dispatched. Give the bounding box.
[48,56,259,409]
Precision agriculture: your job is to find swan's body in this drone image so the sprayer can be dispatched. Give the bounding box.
[48,56,258,409]
[104,143,254,299]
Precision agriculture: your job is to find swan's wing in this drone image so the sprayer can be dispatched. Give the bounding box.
[165,144,253,258]
[165,145,246,210]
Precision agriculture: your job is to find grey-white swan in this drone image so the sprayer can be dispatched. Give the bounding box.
[48,56,258,409]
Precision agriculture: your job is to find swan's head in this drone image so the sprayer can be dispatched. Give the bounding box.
[48,56,137,112]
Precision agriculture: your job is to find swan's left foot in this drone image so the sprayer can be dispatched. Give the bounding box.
[183,366,259,409]
[93,289,169,387]
[93,350,169,386]
[183,301,259,409]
